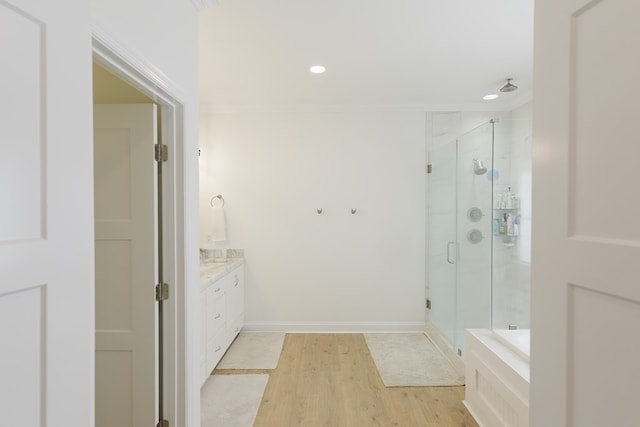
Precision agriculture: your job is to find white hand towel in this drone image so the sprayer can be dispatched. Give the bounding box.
[210,206,227,241]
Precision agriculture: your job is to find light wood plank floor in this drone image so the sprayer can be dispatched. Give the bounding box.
[214,333,478,426]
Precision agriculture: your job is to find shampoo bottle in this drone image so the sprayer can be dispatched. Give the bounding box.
[499,214,507,235]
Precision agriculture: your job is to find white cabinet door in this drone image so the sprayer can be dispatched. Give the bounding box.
[532,1,640,426]
[200,289,207,383]
[205,285,226,372]
[226,267,245,323]
[0,1,93,426]
[199,264,245,384]
[94,104,157,427]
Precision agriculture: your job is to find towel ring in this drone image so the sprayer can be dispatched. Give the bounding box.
[210,194,225,207]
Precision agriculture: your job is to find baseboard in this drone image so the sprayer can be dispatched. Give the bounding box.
[463,400,488,427]
[242,321,426,333]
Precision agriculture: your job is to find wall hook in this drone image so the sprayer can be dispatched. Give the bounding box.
[316,208,323,214]
[351,208,357,214]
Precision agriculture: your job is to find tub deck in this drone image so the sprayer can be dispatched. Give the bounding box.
[464,329,530,427]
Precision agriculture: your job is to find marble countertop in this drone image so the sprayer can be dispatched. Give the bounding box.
[200,258,244,288]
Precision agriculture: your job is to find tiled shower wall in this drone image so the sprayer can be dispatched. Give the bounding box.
[493,102,532,329]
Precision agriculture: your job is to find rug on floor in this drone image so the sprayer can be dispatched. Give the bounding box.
[201,374,269,427]
[216,332,285,370]
[363,333,465,387]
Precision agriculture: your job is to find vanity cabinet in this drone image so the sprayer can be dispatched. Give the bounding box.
[200,263,245,385]
[225,268,245,343]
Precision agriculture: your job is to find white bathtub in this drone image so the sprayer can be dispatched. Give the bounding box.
[464,329,530,427]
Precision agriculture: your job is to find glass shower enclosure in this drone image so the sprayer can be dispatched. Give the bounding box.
[427,121,495,355]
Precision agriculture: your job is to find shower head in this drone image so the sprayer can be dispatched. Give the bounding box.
[473,159,487,175]
[500,78,519,93]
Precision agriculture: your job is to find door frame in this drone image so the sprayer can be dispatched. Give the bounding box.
[91,32,187,426]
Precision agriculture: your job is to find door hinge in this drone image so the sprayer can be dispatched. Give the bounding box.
[156,420,169,427]
[155,283,169,301]
[426,299,431,309]
[427,164,432,174]
[155,144,168,162]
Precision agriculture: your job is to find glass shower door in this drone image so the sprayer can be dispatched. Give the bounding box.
[427,142,457,347]
[454,122,494,353]
[428,121,494,355]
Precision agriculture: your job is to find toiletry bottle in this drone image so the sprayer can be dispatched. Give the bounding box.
[493,218,500,235]
[499,214,507,235]
[507,214,514,236]
[513,214,520,236]
[505,187,512,209]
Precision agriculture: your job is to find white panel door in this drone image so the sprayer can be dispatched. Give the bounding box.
[532,1,640,426]
[0,1,94,426]
[94,104,157,427]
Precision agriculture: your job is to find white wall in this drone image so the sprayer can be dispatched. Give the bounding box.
[90,1,201,425]
[91,0,199,94]
[200,108,426,329]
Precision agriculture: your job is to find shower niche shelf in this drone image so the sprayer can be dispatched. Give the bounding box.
[493,208,520,245]
[498,235,518,247]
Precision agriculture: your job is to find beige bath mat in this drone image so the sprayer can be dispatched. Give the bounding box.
[364,333,465,387]
[200,374,268,426]
[217,332,285,370]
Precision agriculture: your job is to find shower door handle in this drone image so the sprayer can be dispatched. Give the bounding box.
[447,241,456,264]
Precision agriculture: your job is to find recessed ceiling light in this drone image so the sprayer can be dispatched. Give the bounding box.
[310,65,326,74]
[483,94,499,101]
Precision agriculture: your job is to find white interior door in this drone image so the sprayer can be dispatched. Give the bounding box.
[0,1,94,426]
[94,104,157,427]
[532,1,640,426]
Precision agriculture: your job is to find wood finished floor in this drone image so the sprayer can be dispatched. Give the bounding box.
[213,333,478,427]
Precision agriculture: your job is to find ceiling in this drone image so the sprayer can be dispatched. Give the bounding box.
[198,0,534,110]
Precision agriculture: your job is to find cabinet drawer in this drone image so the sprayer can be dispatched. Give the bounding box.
[206,296,225,336]
[207,329,227,370]
[226,312,244,345]
[206,282,224,305]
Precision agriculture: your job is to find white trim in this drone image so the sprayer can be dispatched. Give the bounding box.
[200,96,534,115]
[189,0,218,11]
[242,321,426,333]
[92,25,187,105]
[91,32,189,427]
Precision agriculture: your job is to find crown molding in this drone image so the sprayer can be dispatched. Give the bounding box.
[198,102,530,115]
[190,0,218,12]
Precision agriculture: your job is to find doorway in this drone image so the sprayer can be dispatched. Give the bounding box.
[92,37,185,426]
